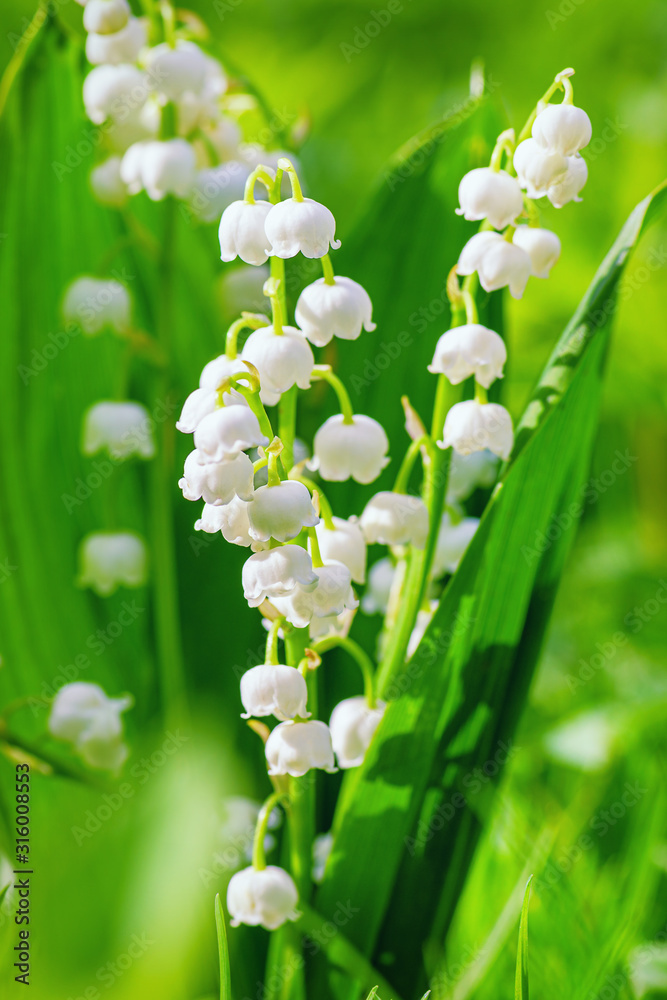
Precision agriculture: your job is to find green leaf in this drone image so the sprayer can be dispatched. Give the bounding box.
[515,876,533,1000]
[215,893,232,1000]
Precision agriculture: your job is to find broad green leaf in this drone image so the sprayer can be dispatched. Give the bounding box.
[515,876,532,1000]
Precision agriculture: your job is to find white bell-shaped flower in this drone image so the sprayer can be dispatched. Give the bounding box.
[77,532,147,596]
[546,155,588,208]
[219,200,272,266]
[194,407,268,461]
[199,353,252,401]
[247,482,319,543]
[227,865,299,930]
[241,325,314,406]
[295,276,375,347]
[312,414,389,485]
[446,450,498,503]
[83,0,130,34]
[456,231,531,300]
[330,696,386,769]
[439,399,514,460]
[264,198,341,259]
[63,276,131,335]
[82,400,154,460]
[90,156,129,207]
[122,138,196,201]
[532,102,592,157]
[76,712,130,770]
[179,450,254,505]
[270,562,358,629]
[240,664,309,721]
[242,547,318,607]
[195,497,266,549]
[361,557,395,615]
[314,516,366,584]
[176,388,217,434]
[48,682,131,771]
[512,226,561,278]
[456,167,523,230]
[428,323,506,389]
[83,64,148,124]
[144,40,209,101]
[513,138,567,199]
[360,492,429,549]
[265,720,337,776]
[432,513,480,577]
[308,607,356,641]
[85,17,147,66]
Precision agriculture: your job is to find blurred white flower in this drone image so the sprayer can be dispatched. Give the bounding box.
[312,414,389,484]
[227,865,300,930]
[219,200,272,266]
[82,64,148,125]
[48,682,132,772]
[432,513,480,577]
[330,696,386,769]
[428,323,506,388]
[265,720,337,776]
[544,710,620,772]
[439,399,514,460]
[312,832,334,883]
[179,450,254,505]
[532,102,592,157]
[144,40,210,101]
[313,516,366,584]
[546,154,588,208]
[194,407,268,461]
[271,562,358,629]
[446,449,498,503]
[295,276,375,347]
[406,601,438,659]
[513,138,567,199]
[82,400,154,460]
[242,547,317,607]
[121,138,196,200]
[361,557,395,615]
[219,265,270,320]
[247,482,319,543]
[264,198,341,259]
[241,325,314,406]
[360,492,429,549]
[240,664,309,721]
[77,532,147,596]
[456,167,523,229]
[83,0,130,35]
[63,276,131,335]
[90,156,129,207]
[85,17,147,66]
[512,226,561,278]
[456,231,531,299]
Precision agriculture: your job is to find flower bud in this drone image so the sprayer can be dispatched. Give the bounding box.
[546,155,587,208]
[48,682,132,772]
[513,138,567,199]
[83,0,130,35]
[312,414,389,484]
[77,532,147,596]
[247,482,319,543]
[512,226,561,278]
[85,17,147,66]
[532,102,592,157]
[270,562,358,628]
[179,450,254,505]
[194,407,268,461]
[330,696,386,769]
[82,64,147,125]
[90,156,129,207]
[361,557,395,615]
[432,513,480,577]
[360,492,429,549]
[240,664,309,721]
[265,720,337,776]
[242,547,317,607]
[264,198,341,259]
[63,276,131,335]
[456,231,531,300]
[428,323,506,388]
[241,325,314,406]
[219,200,272,266]
[439,399,514,460]
[295,276,375,347]
[144,40,210,101]
[456,167,524,230]
[313,516,366,584]
[82,400,154,460]
[227,865,300,930]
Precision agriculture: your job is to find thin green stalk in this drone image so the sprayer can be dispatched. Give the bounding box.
[284,626,315,900]
[312,635,376,707]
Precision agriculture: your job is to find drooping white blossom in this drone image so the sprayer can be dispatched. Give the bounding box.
[513,138,568,199]
[82,401,154,460]
[428,323,507,388]
[48,682,132,772]
[144,40,210,101]
[446,450,499,503]
[265,719,337,776]
[240,664,309,721]
[295,276,375,347]
[313,516,366,584]
[264,198,341,259]
[90,156,129,207]
[121,139,196,201]
[312,414,389,484]
[439,399,514,461]
[85,17,147,66]
[512,226,561,278]
[194,407,268,462]
[219,200,272,266]
[247,482,319,543]
[82,64,148,125]
[308,607,356,642]
[532,102,592,157]
[195,497,266,549]
[456,167,524,230]
[176,388,218,435]
[83,0,130,35]
[77,531,147,596]
[270,562,358,629]
[432,513,480,577]
[456,231,531,299]
[546,155,588,208]
[361,557,395,615]
[241,325,314,406]
[242,547,318,607]
[179,449,254,505]
[63,277,131,335]
[227,865,300,930]
[360,492,429,549]
[329,696,386,769]
[199,353,254,400]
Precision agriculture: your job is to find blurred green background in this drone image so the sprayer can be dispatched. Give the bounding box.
[0,0,666,997]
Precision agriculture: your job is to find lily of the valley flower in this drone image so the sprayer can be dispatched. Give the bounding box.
[513,138,567,199]
[63,276,131,335]
[195,497,265,549]
[199,353,253,398]
[313,516,367,584]
[227,865,300,930]
[265,719,337,776]
[241,325,314,406]
[361,557,395,615]
[532,102,592,157]
[439,399,514,461]
[219,200,273,266]
[82,64,147,124]
[312,414,389,484]
[82,400,155,460]
[90,156,129,207]
[48,682,132,772]
[428,323,507,388]
[360,492,429,549]
[270,562,358,629]
[456,231,531,300]
[179,450,254,505]
[456,167,524,230]
[83,0,130,34]
[121,139,197,201]
[547,155,588,208]
[264,198,341,259]
[247,481,319,543]
[295,276,375,346]
[240,664,309,721]
[512,226,561,278]
[446,450,499,503]
[77,532,147,596]
[432,513,480,577]
[329,696,386,769]
[85,17,147,66]
[194,406,268,462]
[242,547,318,607]
[144,40,210,101]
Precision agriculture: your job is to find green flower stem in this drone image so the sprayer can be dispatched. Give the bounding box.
[393,434,437,495]
[278,157,304,202]
[312,366,354,424]
[312,636,377,708]
[321,254,336,286]
[489,128,515,171]
[244,166,277,204]
[225,313,269,359]
[243,389,275,444]
[462,288,478,324]
[475,382,489,404]
[265,618,283,666]
[516,67,575,144]
[267,449,282,487]
[160,100,177,140]
[252,791,287,870]
[284,625,315,901]
[278,386,297,473]
[307,527,324,568]
[159,0,176,45]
